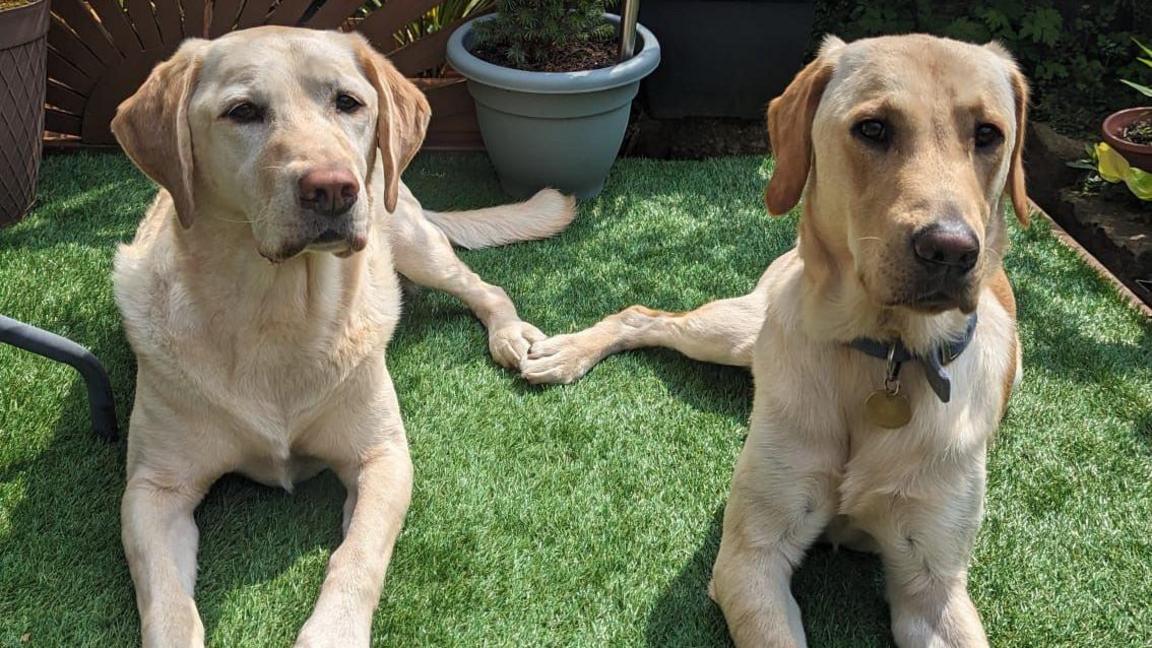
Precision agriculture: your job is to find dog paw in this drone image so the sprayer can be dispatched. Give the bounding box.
[489,321,546,370]
[519,334,600,385]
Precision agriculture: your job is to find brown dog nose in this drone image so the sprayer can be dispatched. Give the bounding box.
[298,168,359,216]
[912,221,980,272]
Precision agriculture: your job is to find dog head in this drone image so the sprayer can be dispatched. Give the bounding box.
[112,27,430,262]
[765,34,1030,314]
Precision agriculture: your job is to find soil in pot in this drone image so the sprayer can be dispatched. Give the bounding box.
[1120,116,1152,146]
[471,37,617,73]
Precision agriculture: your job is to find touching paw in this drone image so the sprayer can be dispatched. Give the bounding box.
[489,321,546,369]
[519,334,600,385]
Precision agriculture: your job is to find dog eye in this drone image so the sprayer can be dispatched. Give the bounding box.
[974,123,1003,149]
[335,93,363,114]
[854,119,889,145]
[224,102,264,124]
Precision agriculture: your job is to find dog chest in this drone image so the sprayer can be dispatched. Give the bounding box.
[237,451,327,491]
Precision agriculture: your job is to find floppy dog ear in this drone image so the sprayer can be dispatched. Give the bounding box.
[356,38,432,213]
[111,39,206,229]
[1006,67,1031,227]
[985,42,1031,227]
[764,38,838,216]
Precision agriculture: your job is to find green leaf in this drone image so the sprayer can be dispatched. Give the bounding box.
[977,7,1013,36]
[1120,79,1152,98]
[945,17,991,44]
[1019,7,1062,46]
[1036,61,1068,81]
[1124,167,1152,200]
[1066,160,1099,171]
[1133,37,1152,60]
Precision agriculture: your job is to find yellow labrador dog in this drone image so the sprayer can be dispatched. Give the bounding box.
[523,35,1029,646]
[111,27,572,647]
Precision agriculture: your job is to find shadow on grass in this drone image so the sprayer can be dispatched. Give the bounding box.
[0,185,135,252]
[1011,241,1152,453]
[0,309,136,642]
[1,151,148,253]
[1015,282,1151,381]
[644,505,893,648]
[642,351,752,424]
[0,310,347,645]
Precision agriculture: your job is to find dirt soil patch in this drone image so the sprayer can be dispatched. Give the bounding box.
[623,116,769,159]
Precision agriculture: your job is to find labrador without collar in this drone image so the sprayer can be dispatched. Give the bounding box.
[523,34,1029,646]
[111,27,573,647]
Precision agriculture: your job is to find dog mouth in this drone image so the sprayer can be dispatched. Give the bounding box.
[879,269,978,313]
[260,228,368,263]
[907,291,962,313]
[902,282,978,313]
[303,228,367,256]
[313,229,344,244]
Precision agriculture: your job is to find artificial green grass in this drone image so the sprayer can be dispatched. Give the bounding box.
[1,152,1150,647]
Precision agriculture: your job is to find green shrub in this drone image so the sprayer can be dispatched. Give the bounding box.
[470,0,614,70]
[814,0,1152,138]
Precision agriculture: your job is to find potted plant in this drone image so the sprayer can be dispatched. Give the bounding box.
[0,0,49,227]
[1102,38,1152,172]
[446,0,660,198]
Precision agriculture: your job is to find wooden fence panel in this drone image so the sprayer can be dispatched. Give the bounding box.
[45,0,481,149]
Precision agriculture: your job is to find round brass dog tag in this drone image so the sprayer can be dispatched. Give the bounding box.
[865,390,912,429]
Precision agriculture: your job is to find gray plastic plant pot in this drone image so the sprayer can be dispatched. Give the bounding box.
[446,14,660,199]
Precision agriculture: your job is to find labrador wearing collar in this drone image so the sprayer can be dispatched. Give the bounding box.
[112,27,572,648]
[523,35,1027,646]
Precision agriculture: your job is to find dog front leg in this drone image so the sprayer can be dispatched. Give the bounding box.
[710,425,842,648]
[294,431,412,647]
[874,466,989,647]
[391,208,544,369]
[521,289,767,385]
[122,470,212,648]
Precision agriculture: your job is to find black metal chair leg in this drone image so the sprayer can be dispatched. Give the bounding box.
[0,315,119,442]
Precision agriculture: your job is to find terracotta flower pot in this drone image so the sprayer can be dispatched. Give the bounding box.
[1102,107,1152,173]
[0,0,49,227]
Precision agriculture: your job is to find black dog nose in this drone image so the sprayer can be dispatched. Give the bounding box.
[299,167,359,216]
[912,221,980,272]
